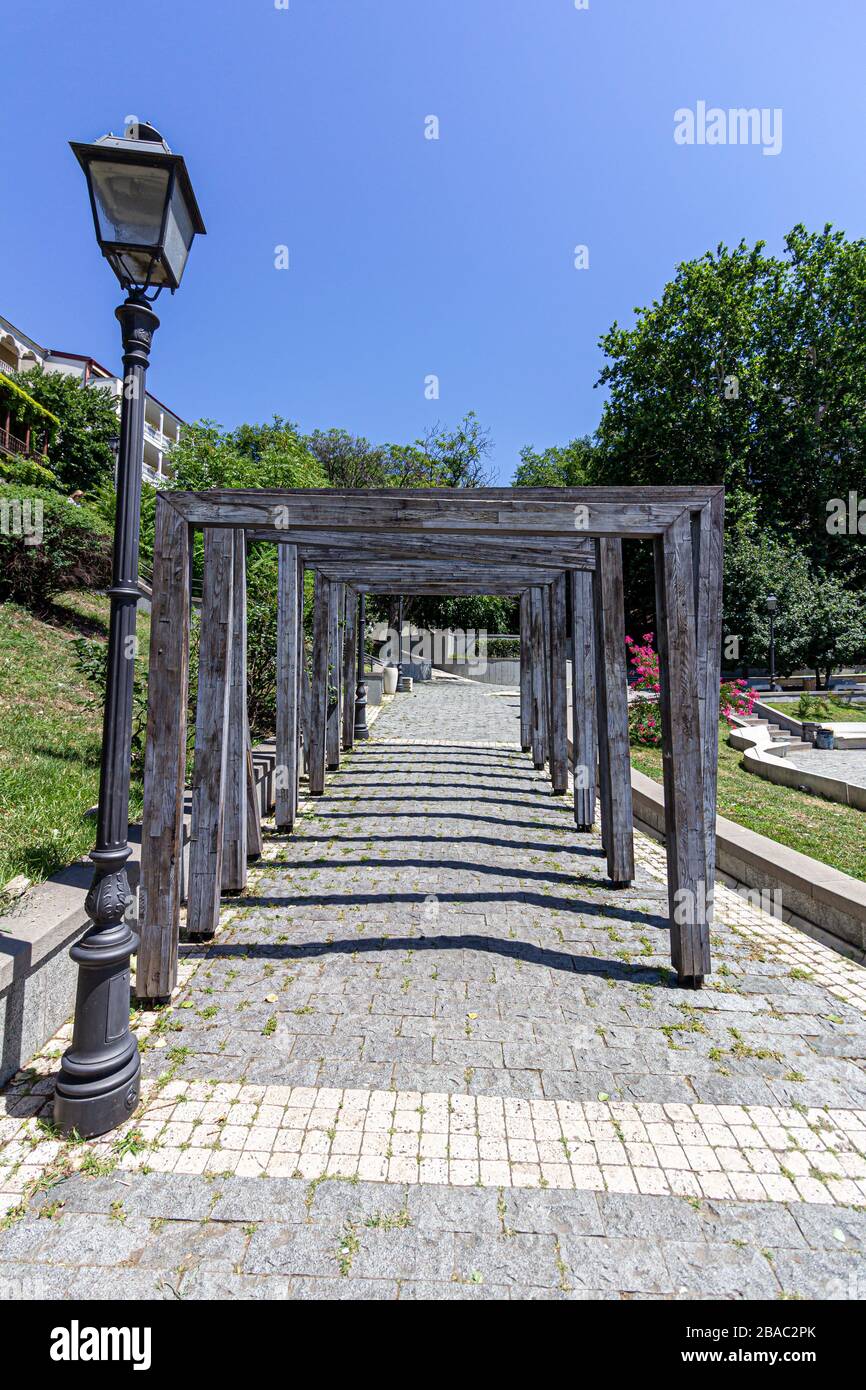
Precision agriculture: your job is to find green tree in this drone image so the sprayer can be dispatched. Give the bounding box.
[705,492,865,687]
[594,225,866,590]
[13,367,119,493]
[513,436,598,487]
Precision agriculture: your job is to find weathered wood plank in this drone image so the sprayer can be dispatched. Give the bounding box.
[342,587,358,750]
[327,581,343,770]
[541,584,553,778]
[529,586,546,769]
[245,727,263,859]
[569,568,597,830]
[308,571,329,795]
[275,543,300,830]
[548,573,569,793]
[691,494,725,918]
[221,530,248,893]
[138,498,190,1002]
[169,488,716,538]
[187,529,234,938]
[655,511,711,981]
[519,591,531,752]
[593,539,634,886]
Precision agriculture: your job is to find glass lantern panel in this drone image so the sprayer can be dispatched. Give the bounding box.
[90,160,170,247]
[161,179,196,286]
[111,249,170,287]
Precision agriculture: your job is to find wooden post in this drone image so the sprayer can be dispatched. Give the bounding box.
[275,542,301,830]
[342,587,358,750]
[519,590,531,752]
[187,529,234,938]
[308,571,329,795]
[529,586,546,769]
[593,539,634,886]
[655,510,711,984]
[569,568,597,830]
[542,583,553,780]
[245,728,263,859]
[221,530,248,893]
[138,498,190,1003]
[548,572,568,793]
[691,494,725,917]
[326,580,343,770]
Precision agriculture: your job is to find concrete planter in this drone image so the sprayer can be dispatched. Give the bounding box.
[383,664,398,695]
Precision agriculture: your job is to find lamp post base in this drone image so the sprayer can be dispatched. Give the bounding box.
[354,681,370,740]
[53,870,141,1137]
[54,1050,141,1139]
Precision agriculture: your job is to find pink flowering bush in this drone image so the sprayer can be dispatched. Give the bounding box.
[626,633,758,747]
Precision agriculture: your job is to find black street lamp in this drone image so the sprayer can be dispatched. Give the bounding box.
[396,595,411,692]
[54,123,205,1139]
[354,591,369,740]
[766,593,778,692]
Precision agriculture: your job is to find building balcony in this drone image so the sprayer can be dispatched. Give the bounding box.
[0,426,48,461]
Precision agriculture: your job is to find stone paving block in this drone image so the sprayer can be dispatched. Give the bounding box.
[502,1189,603,1237]
[243,1224,340,1279]
[452,1231,560,1288]
[770,1248,865,1300]
[559,1235,673,1295]
[406,1184,504,1235]
[661,1240,781,1299]
[792,1203,866,1252]
[349,1229,458,1282]
[206,1177,309,1223]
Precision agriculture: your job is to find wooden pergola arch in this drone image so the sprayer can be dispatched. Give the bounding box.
[138,485,723,1004]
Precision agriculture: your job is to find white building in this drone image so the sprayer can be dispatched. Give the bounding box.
[0,312,183,483]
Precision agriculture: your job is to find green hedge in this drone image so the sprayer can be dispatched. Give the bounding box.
[0,483,112,607]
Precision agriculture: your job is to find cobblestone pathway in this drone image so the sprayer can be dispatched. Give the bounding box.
[2,682,866,1299]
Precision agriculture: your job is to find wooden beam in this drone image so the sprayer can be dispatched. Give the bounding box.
[281,532,597,567]
[593,539,634,887]
[655,511,711,983]
[166,488,718,538]
[519,591,531,753]
[187,529,234,938]
[529,586,546,769]
[308,571,329,794]
[221,530,248,893]
[138,497,190,1003]
[548,574,568,792]
[275,543,301,830]
[569,568,597,830]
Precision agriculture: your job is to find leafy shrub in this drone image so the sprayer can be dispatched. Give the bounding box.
[796,692,833,721]
[626,633,758,747]
[0,484,111,607]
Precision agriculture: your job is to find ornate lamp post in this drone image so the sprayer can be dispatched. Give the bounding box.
[766,593,778,692]
[54,123,205,1138]
[395,595,411,692]
[354,590,369,740]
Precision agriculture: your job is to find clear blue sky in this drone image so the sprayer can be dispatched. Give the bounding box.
[2,0,864,481]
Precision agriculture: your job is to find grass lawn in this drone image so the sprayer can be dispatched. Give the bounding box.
[630,719,866,883]
[763,696,866,723]
[0,591,148,901]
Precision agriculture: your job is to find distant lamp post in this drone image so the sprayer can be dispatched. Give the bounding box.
[396,595,411,692]
[54,122,205,1139]
[766,593,778,692]
[354,591,369,740]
